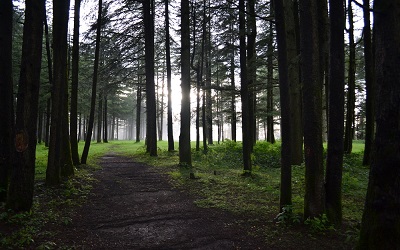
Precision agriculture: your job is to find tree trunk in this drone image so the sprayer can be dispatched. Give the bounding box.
[325,0,345,226]
[144,0,157,156]
[7,0,44,211]
[286,0,303,165]
[47,0,71,185]
[136,84,142,143]
[97,92,103,143]
[179,0,192,167]
[81,0,102,164]
[44,14,52,148]
[230,25,236,142]
[0,0,14,202]
[344,0,356,154]
[103,95,108,143]
[362,0,375,166]
[239,0,252,175]
[267,13,275,144]
[247,0,256,150]
[274,0,292,210]
[358,0,400,246]
[299,0,325,219]
[165,0,174,151]
[70,0,81,165]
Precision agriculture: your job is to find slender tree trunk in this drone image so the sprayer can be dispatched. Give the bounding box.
[47,0,71,185]
[325,0,345,226]
[81,0,102,164]
[165,0,174,151]
[299,0,325,219]
[136,84,142,142]
[144,0,157,156]
[274,0,292,210]
[70,0,81,165]
[362,0,375,166]
[358,0,400,246]
[239,0,252,175]
[97,92,103,143]
[7,0,44,211]
[229,20,237,142]
[247,0,256,150]
[103,95,108,143]
[0,0,14,202]
[44,12,52,148]
[267,13,275,144]
[344,0,356,154]
[285,0,303,165]
[179,0,192,166]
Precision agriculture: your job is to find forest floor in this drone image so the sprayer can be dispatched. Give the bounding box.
[34,152,354,249]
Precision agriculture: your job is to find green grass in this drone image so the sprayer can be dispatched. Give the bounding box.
[2,139,368,248]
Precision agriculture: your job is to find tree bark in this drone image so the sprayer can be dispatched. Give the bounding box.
[47,0,71,185]
[247,0,257,150]
[165,0,174,151]
[239,0,252,175]
[7,0,44,211]
[44,14,52,148]
[325,0,345,226]
[0,0,14,202]
[81,0,102,164]
[266,9,275,144]
[144,0,157,156]
[70,0,81,165]
[344,0,356,154]
[274,0,292,209]
[358,0,400,247]
[179,0,192,167]
[362,0,375,166]
[285,0,303,165]
[299,0,325,219]
[136,83,142,143]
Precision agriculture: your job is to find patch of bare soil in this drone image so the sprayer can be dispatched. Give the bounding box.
[50,154,267,249]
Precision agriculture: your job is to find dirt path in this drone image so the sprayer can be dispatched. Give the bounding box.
[55,153,266,249]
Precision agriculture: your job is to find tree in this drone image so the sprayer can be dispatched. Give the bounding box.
[274,0,292,209]
[165,0,174,151]
[70,0,82,166]
[144,0,157,156]
[362,0,375,166]
[81,0,103,164]
[7,0,45,211]
[285,0,303,165]
[0,0,14,202]
[343,0,356,154]
[239,0,252,175]
[179,0,192,167]
[299,0,325,219]
[358,0,400,247]
[46,0,72,185]
[325,0,345,226]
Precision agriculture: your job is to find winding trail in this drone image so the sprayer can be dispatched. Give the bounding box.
[56,153,266,249]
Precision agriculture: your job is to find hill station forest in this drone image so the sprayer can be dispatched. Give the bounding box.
[0,0,399,248]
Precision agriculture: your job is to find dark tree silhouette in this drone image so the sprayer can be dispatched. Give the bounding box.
[7,0,44,211]
[358,0,400,247]
[325,0,345,226]
[0,0,14,202]
[179,0,192,167]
